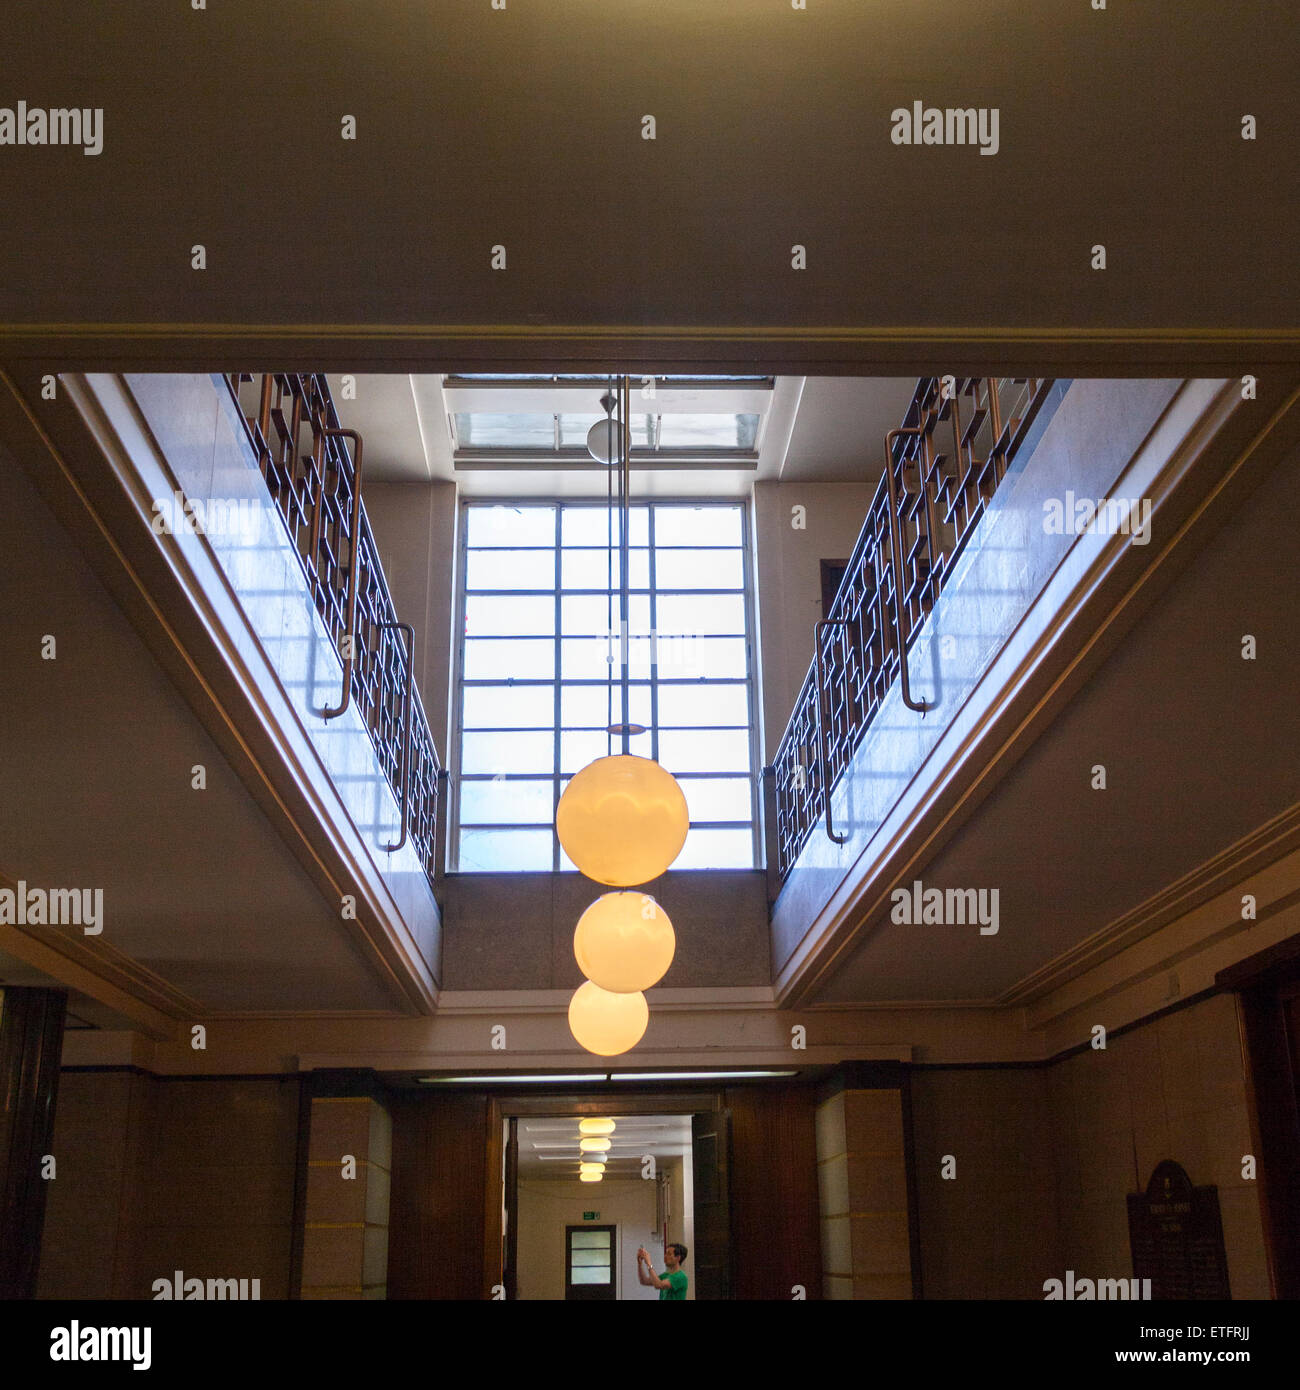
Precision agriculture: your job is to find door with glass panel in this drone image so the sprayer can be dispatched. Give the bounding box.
[565,1224,616,1300]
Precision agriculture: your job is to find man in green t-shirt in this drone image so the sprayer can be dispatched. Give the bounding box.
[637,1242,688,1300]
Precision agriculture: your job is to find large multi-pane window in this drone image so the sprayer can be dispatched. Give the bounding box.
[454,501,758,872]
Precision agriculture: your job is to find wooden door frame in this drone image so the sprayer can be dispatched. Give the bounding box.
[483,1089,725,1298]
[502,1116,519,1301]
[1218,935,1300,1300]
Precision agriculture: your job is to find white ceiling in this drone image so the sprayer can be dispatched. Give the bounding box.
[327,374,917,496]
[0,448,407,1022]
[813,435,1300,1005]
[778,376,917,482]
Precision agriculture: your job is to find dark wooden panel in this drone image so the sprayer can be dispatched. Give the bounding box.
[724,1083,822,1300]
[1237,983,1300,1299]
[1220,941,1300,1301]
[0,988,67,1299]
[691,1110,731,1300]
[503,1116,518,1302]
[36,1070,299,1299]
[387,1092,492,1300]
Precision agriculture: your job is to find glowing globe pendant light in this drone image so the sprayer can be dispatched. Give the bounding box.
[568,980,649,1056]
[578,1118,617,1136]
[579,1136,611,1153]
[579,1171,603,1183]
[557,755,689,886]
[575,893,675,992]
[579,1160,606,1174]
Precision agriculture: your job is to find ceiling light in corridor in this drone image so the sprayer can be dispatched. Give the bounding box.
[578,1118,617,1136]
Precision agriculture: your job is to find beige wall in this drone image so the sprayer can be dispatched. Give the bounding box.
[911,992,1269,1299]
[300,1096,392,1300]
[816,1086,913,1300]
[1048,991,1268,1299]
[517,1160,692,1302]
[752,480,874,761]
[517,1175,660,1302]
[38,1072,300,1300]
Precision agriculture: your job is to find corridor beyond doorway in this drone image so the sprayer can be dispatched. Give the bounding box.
[513,1114,694,1300]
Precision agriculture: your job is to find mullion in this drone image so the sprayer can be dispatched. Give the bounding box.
[649,504,659,766]
[453,503,471,870]
[553,504,562,871]
[740,501,761,869]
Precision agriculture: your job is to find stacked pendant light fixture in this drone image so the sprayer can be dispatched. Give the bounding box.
[578,1119,615,1181]
[559,377,690,1057]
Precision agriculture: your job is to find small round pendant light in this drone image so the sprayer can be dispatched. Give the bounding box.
[568,979,650,1056]
[574,892,675,992]
[578,1118,617,1136]
[586,416,621,465]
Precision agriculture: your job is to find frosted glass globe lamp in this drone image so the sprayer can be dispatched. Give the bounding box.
[575,893,675,993]
[557,755,689,887]
[568,980,650,1056]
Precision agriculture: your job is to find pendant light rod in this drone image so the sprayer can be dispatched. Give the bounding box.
[606,379,616,753]
[620,374,632,755]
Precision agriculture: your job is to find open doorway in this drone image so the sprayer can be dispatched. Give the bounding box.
[512,1114,695,1300]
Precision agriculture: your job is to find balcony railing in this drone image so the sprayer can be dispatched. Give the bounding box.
[770,377,1053,882]
[224,372,442,885]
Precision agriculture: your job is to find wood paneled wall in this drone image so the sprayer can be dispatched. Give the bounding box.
[725,1083,822,1300]
[38,1071,300,1299]
[1225,951,1300,1299]
[386,1092,493,1300]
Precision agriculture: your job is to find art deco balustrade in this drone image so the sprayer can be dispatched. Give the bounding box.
[771,377,1052,881]
[224,373,442,884]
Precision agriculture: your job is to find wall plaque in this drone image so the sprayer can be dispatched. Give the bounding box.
[1127,1160,1231,1299]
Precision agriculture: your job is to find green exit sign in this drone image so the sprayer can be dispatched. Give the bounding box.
[583,1211,599,1221]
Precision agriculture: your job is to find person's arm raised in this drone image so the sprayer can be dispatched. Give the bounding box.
[636,1248,668,1289]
